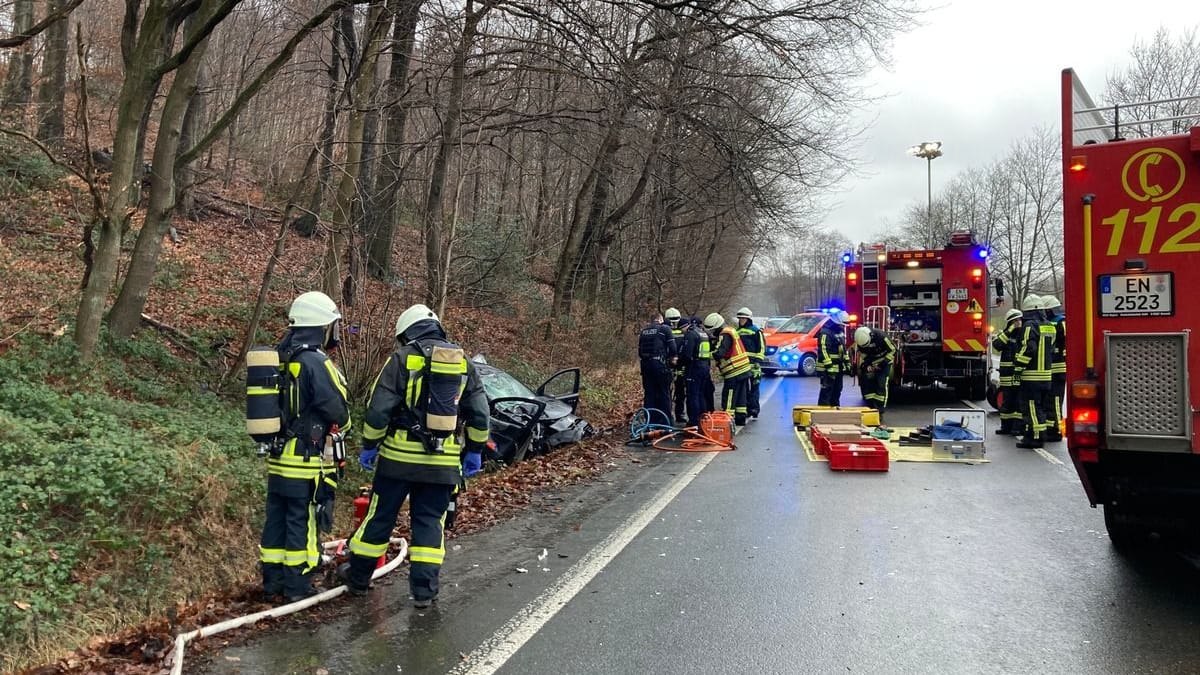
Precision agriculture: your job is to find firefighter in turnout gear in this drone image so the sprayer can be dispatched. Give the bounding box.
[261,291,351,603]
[665,307,688,424]
[1041,295,1066,442]
[638,312,677,425]
[339,304,490,608]
[992,308,1025,435]
[680,316,714,426]
[735,308,765,420]
[1014,295,1054,449]
[816,312,850,406]
[705,313,751,426]
[853,326,894,417]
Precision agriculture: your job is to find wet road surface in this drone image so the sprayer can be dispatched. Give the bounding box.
[203,375,1200,675]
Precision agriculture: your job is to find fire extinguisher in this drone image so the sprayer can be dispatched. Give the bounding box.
[350,487,385,568]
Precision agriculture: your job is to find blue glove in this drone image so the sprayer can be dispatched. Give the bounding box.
[359,445,379,471]
[463,451,482,478]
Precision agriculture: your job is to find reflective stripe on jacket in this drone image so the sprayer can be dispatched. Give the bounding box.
[714,327,751,378]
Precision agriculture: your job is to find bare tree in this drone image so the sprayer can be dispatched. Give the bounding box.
[1104,26,1200,138]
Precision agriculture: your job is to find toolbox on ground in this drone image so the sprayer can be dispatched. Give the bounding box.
[827,439,890,472]
[931,439,985,460]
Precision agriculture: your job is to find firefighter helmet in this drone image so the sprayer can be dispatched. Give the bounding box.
[1039,295,1062,311]
[854,326,871,346]
[703,313,725,331]
[288,291,341,327]
[1020,295,1042,312]
[736,307,752,319]
[830,310,850,326]
[664,307,681,322]
[1005,308,1023,323]
[395,303,440,337]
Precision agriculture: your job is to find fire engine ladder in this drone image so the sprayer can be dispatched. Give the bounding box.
[860,258,883,310]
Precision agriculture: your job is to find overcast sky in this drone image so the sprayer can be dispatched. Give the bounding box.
[824,1,1194,245]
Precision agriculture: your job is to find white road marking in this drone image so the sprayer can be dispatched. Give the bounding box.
[1034,448,1065,465]
[450,378,781,674]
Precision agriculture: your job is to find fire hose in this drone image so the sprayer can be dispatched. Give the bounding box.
[166,536,407,675]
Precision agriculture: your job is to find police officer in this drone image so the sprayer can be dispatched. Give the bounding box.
[816,311,850,406]
[680,316,714,426]
[261,291,351,603]
[339,304,490,608]
[735,308,765,420]
[992,308,1024,435]
[704,312,752,426]
[638,312,677,425]
[1014,295,1054,449]
[852,325,894,417]
[664,307,687,423]
[1041,295,1066,442]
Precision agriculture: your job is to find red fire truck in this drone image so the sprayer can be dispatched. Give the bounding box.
[842,232,998,400]
[1061,69,1200,547]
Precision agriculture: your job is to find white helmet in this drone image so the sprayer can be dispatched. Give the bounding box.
[1004,308,1022,323]
[854,326,871,346]
[664,307,681,322]
[830,310,850,326]
[1021,295,1042,312]
[703,313,725,331]
[395,303,440,337]
[1038,295,1062,311]
[736,307,752,319]
[288,291,341,327]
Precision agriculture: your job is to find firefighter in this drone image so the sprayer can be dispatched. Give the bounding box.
[1041,295,1066,442]
[816,311,850,406]
[853,325,895,418]
[637,311,677,425]
[1014,295,1054,449]
[339,304,490,608]
[665,307,687,424]
[681,315,715,425]
[992,308,1024,435]
[704,312,752,426]
[735,308,765,420]
[261,291,351,603]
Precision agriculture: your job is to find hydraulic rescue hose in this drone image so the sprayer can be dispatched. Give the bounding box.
[166,537,408,675]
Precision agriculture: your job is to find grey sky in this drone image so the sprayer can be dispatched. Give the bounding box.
[824,0,1193,246]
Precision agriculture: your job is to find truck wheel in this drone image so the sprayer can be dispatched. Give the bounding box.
[1104,504,1149,551]
[986,382,1001,411]
[799,353,817,377]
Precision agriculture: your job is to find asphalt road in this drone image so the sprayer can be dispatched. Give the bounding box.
[202,374,1200,675]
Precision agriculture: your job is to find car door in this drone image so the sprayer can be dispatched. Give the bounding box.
[536,368,581,413]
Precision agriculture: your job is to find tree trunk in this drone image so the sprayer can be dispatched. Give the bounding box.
[75,0,172,360]
[365,0,422,278]
[176,55,207,219]
[34,0,70,144]
[422,0,490,316]
[324,0,388,300]
[308,7,350,220]
[108,9,213,339]
[2,0,36,115]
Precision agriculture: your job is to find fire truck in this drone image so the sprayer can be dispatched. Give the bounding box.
[842,232,999,400]
[1061,68,1200,547]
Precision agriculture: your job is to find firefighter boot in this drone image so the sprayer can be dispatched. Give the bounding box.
[1015,431,1043,449]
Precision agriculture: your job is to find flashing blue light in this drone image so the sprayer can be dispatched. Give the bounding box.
[976,248,989,260]
[841,252,853,264]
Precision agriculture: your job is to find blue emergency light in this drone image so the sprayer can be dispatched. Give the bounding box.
[976,248,989,260]
[841,252,853,264]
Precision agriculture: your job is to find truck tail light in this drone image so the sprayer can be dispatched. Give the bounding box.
[1069,379,1101,455]
[971,268,983,288]
[848,313,858,326]
[847,271,858,288]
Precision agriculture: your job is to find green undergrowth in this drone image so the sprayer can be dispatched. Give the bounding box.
[0,333,262,670]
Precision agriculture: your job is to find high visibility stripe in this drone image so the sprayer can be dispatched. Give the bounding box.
[430,360,468,375]
[966,339,984,352]
[467,426,488,443]
[349,494,389,558]
[259,547,286,564]
[409,545,445,565]
[716,327,751,377]
[323,359,349,401]
[944,340,962,352]
[247,386,278,396]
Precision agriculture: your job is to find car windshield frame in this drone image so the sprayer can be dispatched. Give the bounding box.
[479,366,538,400]
[775,314,824,334]
[764,317,789,330]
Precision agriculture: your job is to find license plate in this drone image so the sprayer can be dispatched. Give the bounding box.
[946,287,968,301]
[1099,272,1173,317]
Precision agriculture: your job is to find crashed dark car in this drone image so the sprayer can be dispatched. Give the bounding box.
[471,357,595,464]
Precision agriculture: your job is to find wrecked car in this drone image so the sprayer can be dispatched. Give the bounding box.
[471,357,595,464]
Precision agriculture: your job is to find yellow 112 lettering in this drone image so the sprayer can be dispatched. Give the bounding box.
[1101,203,1200,255]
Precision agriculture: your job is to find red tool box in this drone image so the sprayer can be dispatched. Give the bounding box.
[827,439,889,472]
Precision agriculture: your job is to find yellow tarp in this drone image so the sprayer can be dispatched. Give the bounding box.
[794,427,989,464]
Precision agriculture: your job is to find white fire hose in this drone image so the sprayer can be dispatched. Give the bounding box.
[166,537,408,675]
